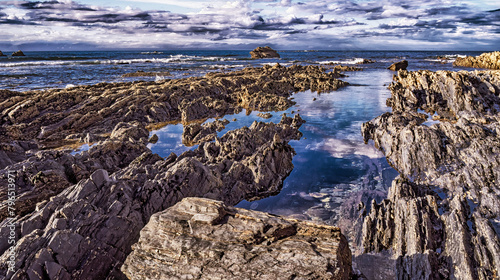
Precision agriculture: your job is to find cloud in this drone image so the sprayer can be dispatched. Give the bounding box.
[0,0,498,50]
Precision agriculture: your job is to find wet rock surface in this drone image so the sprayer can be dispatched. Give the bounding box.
[453,51,500,70]
[250,46,280,59]
[122,197,352,280]
[0,113,310,279]
[361,69,500,279]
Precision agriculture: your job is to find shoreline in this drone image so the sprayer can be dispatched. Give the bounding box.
[0,53,499,279]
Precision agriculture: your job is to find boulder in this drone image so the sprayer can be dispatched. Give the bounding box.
[387,60,408,71]
[12,50,26,56]
[250,46,280,59]
[122,197,352,280]
[453,51,500,69]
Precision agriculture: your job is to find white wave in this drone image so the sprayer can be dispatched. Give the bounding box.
[0,55,236,68]
[318,57,366,65]
[65,84,76,88]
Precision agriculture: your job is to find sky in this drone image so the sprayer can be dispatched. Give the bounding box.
[0,0,499,51]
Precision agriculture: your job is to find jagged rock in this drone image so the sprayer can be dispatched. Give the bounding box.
[323,63,363,71]
[148,134,158,144]
[361,69,500,279]
[0,115,305,279]
[122,197,352,280]
[0,122,150,221]
[387,60,408,71]
[0,51,5,57]
[182,119,229,146]
[0,65,347,145]
[334,65,363,71]
[357,59,376,64]
[250,46,280,59]
[257,112,273,119]
[11,50,25,57]
[453,51,500,69]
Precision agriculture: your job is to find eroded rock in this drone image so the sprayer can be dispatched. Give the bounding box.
[122,197,352,280]
[453,51,500,70]
[361,69,500,279]
[0,114,305,279]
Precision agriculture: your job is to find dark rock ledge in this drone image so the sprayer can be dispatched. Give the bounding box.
[361,69,500,279]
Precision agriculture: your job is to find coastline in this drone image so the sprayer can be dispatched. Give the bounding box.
[0,51,499,279]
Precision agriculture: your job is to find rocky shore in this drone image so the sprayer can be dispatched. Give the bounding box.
[361,69,500,279]
[0,65,352,279]
[453,51,500,69]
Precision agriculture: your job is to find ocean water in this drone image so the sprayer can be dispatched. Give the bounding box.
[0,50,484,91]
[2,49,485,237]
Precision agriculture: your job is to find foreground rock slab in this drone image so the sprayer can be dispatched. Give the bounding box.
[250,46,280,59]
[453,51,500,69]
[122,197,352,280]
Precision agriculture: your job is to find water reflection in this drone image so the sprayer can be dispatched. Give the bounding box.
[148,68,399,248]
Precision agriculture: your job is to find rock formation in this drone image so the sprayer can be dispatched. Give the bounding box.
[361,69,500,279]
[250,46,280,59]
[387,60,408,71]
[357,59,376,64]
[0,64,347,147]
[0,51,5,57]
[181,119,229,146]
[0,64,352,279]
[11,50,25,57]
[453,51,500,70]
[0,114,308,279]
[122,197,352,280]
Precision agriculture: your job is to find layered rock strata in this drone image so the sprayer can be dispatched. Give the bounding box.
[453,51,500,70]
[0,64,346,147]
[122,197,352,280]
[361,70,500,279]
[0,114,307,279]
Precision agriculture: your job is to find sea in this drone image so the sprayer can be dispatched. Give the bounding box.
[0,50,485,237]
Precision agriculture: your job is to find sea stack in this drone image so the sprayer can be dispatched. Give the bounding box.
[250,46,280,59]
[0,51,5,56]
[12,50,26,56]
[453,51,500,69]
[387,60,408,71]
